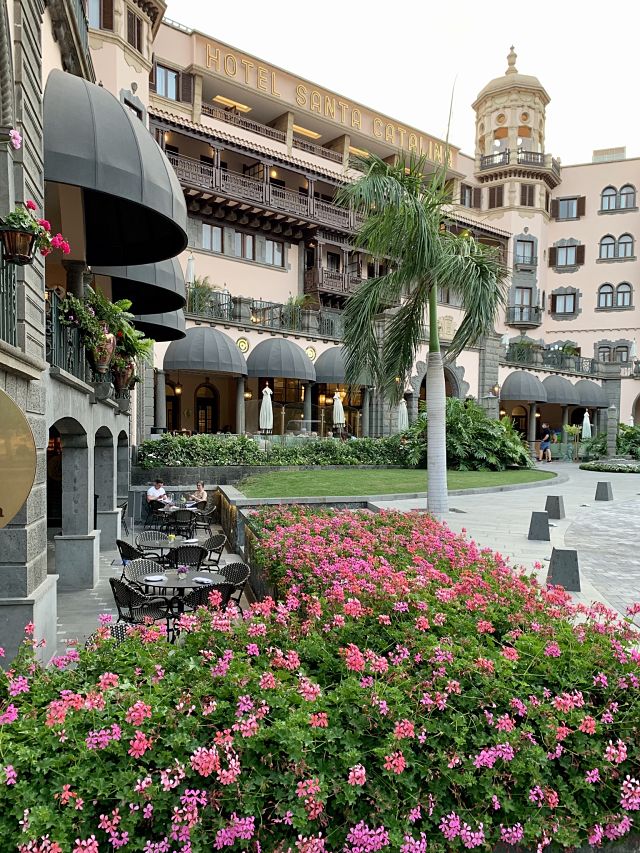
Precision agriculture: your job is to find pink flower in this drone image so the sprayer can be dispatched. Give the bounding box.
[585,768,600,784]
[37,219,51,231]
[579,715,597,734]
[9,129,22,149]
[25,200,37,212]
[347,764,366,786]
[502,647,519,661]
[620,775,640,810]
[309,712,328,728]
[544,642,561,658]
[298,676,321,701]
[383,750,406,774]
[246,643,260,656]
[125,701,152,726]
[604,738,628,765]
[4,765,17,785]
[128,730,152,758]
[98,672,119,690]
[394,719,415,739]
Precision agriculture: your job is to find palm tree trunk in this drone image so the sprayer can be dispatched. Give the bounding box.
[427,286,449,516]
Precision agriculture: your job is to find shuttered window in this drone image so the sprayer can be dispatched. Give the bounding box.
[488,185,503,209]
[126,8,143,52]
[520,184,535,207]
[551,196,585,220]
[101,0,113,29]
[549,245,585,268]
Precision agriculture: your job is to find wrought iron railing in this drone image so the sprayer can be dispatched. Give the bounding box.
[46,290,92,382]
[304,268,361,295]
[186,286,233,321]
[250,299,303,332]
[514,253,537,267]
[505,306,542,325]
[318,311,344,339]
[480,150,510,170]
[0,252,17,347]
[504,342,599,376]
[517,149,545,166]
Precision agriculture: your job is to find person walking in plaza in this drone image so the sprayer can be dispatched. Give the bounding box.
[539,423,552,463]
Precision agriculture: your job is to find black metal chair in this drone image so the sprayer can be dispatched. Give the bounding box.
[85,623,129,648]
[169,544,207,571]
[201,533,227,570]
[144,499,166,531]
[171,509,196,539]
[116,539,144,569]
[136,530,170,563]
[123,558,166,589]
[175,582,234,615]
[109,578,175,640]
[118,501,129,536]
[217,562,250,611]
[194,508,217,538]
[193,500,207,512]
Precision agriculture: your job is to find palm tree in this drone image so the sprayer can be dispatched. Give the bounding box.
[338,153,508,517]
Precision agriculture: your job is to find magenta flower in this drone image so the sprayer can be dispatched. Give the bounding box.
[9,128,22,149]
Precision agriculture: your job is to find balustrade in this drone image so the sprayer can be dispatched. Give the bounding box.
[0,253,17,347]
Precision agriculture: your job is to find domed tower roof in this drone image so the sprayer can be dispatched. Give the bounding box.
[473,47,549,108]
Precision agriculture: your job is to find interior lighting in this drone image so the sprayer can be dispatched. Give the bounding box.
[348,145,369,157]
[243,390,253,400]
[269,168,278,178]
[499,409,506,416]
[212,95,252,113]
[174,382,182,396]
[535,411,541,418]
[292,124,321,139]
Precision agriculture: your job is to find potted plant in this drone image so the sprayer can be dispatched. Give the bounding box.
[0,200,70,265]
[59,292,116,373]
[111,352,137,392]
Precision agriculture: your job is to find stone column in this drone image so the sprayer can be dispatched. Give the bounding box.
[600,362,622,434]
[478,333,502,418]
[235,376,246,435]
[606,404,618,457]
[153,369,167,433]
[362,387,371,437]
[63,260,86,298]
[191,73,203,122]
[303,381,312,428]
[528,402,538,457]
[117,437,129,502]
[54,435,100,590]
[94,433,120,550]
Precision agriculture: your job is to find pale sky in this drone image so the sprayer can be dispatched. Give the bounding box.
[164,0,640,166]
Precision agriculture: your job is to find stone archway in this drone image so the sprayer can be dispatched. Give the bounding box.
[407,358,470,423]
[94,425,120,550]
[631,394,640,426]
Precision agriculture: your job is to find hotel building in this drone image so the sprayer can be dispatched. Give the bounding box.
[0,0,637,659]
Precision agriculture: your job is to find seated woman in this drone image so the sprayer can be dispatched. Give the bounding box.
[188,481,207,504]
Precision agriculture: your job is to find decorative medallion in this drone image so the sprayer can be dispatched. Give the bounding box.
[520,111,529,122]
[236,337,250,353]
[496,113,506,125]
[305,346,317,361]
[0,388,37,529]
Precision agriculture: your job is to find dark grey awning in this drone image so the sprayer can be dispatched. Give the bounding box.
[93,258,186,314]
[575,379,610,408]
[314,346,370,385]
[134,310,186,342]
[246,338,315,381]
[501,370,547,402]
[541,375,580,405]
[44,69,187,266]
[164,326,247,375]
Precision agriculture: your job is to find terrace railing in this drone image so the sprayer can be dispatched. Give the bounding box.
[0,252,17,347]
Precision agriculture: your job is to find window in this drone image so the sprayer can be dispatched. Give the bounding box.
[615,346,629,362]
[552,293,576,314]
[545,190,550,213]
[265,239,284,267]
[437,285,450,303]
[601,186,617,211]
[556,245,577,266]
[619,185,636,209]
[515,239,535,264]
[514,287,533,321]
[88,0,100,27]
[599,235,616,259]
[156,65,178,100]
[520,184,535,207]
[557,198,578,219]
[234,231,254,260]
[126,8,143,52]
[202,223,222,253]
[88,0,113,28]
[618,234,634,258]
[597,284,614,308]
[598,346,611,362]
[460,184,473,207]
[617,282,632,307]
[326,251,341,272]
[488,185,503,209]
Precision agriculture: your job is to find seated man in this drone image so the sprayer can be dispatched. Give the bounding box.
[146,479,171,504]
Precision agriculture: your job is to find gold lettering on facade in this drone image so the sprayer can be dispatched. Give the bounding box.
[310,91,321,113]
[257,67,268,90]
[397,126,406,148]
[351,109,361,129]
[373,117,383,138]
[433,142,442,163]
[271,72,281,97]
[385,123,394,143]
[206,45,220,71]
[224,53,237,77]
[338,101,349,123]
[240,58,254,84]
[296,84,307,106]
[324,96,335,119]
[408,133,418,152]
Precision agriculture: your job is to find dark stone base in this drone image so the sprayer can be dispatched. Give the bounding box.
[528,511,550,541]
[546,547,581,592]
[595,481,614,501]
[545,495,566,520]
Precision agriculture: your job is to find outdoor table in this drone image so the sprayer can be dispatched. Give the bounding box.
[141,569,226,613]
[138,537,193,553]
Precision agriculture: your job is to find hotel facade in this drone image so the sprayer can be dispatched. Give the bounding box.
[0,1,637,659]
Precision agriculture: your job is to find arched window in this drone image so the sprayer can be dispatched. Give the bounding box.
[601,186,617,211]
[618,234,634,258]
[597,283,614,308]
[620,185,636,209]
[616,282,632,307]
[615,345,629,363]
[598,346,611,362]
[194,383,219,434]
[599,235,616,259]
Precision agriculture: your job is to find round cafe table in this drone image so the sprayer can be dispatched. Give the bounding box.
[141,569,226,613]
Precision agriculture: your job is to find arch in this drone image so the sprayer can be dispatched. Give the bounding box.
[116,430,130,503]
[618,233,634,258]
[117,429,128,446]
[194,382,219,434]
[50,416,88,438]
[599,235,615,259]
[616,282,632,307]
[597,283,614,308]
[632,393,640,426]
[619,184,636,209]
[95,425,114,443]
[601,186,617,211]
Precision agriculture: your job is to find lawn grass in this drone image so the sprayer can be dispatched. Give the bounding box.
[238,468,555,498]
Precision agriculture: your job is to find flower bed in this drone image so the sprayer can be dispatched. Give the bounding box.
[1,510,640,851]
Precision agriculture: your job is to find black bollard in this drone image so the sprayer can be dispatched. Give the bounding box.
[528,511,550,541]
[546,548,581,591]
[595,482,613,501]
[544,495,566,520]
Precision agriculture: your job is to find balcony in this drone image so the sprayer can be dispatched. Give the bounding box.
[201,104,286,144]
[168,153,362,233]
[478,149,561,182]
[186,287,233,322]
[514,253,538,270]
[292,134,343,164]
[45,291,102,385]
[505,306,542,328]
[0,253,17,347]
[304,267,361,296]
[504,342,599,376]
[47,0,95,81]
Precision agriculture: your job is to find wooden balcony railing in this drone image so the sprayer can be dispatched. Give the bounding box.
[304,268,361,295]
[292,134,343,163]
[201,103,286,143]
[0,251,17,347]
[168,153,362,232]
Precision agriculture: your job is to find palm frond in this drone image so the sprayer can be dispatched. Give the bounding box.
[379,278,431,401]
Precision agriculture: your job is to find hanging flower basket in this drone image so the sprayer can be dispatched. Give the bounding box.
[87,332,116,374]
[0,226,38,266]
[112,358,136,392]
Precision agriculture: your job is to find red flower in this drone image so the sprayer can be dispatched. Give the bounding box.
[37,218,51,231]
[25,199,37,211]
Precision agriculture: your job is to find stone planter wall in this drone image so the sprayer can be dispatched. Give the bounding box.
[131,464,399,487]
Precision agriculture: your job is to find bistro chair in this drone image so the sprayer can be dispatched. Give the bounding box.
[171,508,196,539]
[194,507,217,538]
[116,539,144,568]
[169,544,207,571]
[109,578,175,641]
[192,500,207,512]
[218,562,251,611]
[143,499,165,531]
[136,530,170,563]
[201,533,227,570]
[118,501,129,536]
[85,623,129,648]
[123,558,166,589]
[175,582,234,616]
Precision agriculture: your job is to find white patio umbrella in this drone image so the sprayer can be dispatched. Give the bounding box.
[185,253,195,285]
[581,410,592,440]
[397,398,409,432]
[259,384,273,434]
[332,391,346,427]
